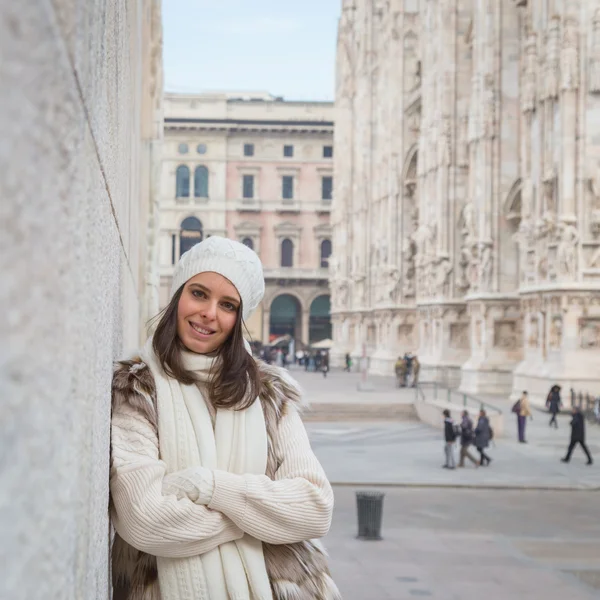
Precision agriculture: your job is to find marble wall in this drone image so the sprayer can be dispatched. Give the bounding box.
[0,1,162,598]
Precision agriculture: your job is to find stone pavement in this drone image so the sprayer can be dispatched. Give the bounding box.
[290,367,600,489]
[324,486,600,599]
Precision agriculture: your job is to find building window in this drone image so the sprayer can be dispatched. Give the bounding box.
[178,143,189,154]
[243,174,255,198]
[194,166,209,198]
[320,239,332,268]
[283,145,294,157]
[176,165,190,197]
[322,176,333,201]
[281,238,294,267]
[244,143,255,157]
[242,237,254,250]
[282,176,294,200]
[197,143,207,154]
[323,145,333,158]
[179,217,203,258]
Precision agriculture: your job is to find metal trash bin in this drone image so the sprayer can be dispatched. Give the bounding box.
[356,491,385,540]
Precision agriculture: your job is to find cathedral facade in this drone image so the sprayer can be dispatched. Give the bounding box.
[331,0,600,402]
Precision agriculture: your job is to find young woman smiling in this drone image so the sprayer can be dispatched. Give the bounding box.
[110,236,339,600]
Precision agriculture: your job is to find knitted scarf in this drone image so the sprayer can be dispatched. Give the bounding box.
[142,340,273,600]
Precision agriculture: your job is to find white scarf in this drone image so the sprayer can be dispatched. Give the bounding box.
[142,338,273,600]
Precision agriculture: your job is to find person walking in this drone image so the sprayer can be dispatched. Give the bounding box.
[458,410,479,468]
[321,353,330,378]
[110,236,339,600]
[474,409,493,466]
[394,356,407,388]
[443,409,457,469]
[546,384,562,429]
[561,406,593,465]
[344,352,352,372]
[412,355,421,388]
[513,390,532,443]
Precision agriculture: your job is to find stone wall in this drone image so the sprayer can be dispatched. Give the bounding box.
[0,1,162,598]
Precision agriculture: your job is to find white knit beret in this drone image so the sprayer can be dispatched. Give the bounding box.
[170,236,265,321]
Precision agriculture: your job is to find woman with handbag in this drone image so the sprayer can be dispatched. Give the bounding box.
[110,236,340,600]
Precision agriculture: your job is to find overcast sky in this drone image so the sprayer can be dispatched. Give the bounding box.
[162,0,341,101]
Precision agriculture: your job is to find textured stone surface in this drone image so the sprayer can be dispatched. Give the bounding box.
[0,1,162,598]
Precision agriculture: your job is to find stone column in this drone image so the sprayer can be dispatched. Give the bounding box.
[559,17,579,224]
[302,310,310,345]
[262,309,270,344]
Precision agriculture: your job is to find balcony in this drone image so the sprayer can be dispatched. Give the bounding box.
[263,267,329,281]
[236,198,261,212]
[275,199,300,214]
[316,199,332,214]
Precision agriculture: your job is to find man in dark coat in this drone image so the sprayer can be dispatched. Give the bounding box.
[474,409,493,466]
[561,407,593,465]
[546,385,562,428]
[442,409,457,469]
[458,410,479,468]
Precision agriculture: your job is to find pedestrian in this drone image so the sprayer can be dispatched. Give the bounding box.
[344,352,352,372]
[561,406,594,465]
[394,356,407,388]
[458,410,479,468]
[442,409,457,469]
[109,236,339,599]
[512,390,532,443]
[412,355,420,388]
[474,409,493,466]
[321,353,330,378]
[546,384,562,429]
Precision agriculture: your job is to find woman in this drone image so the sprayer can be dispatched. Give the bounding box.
[474,409,493,466]
[458,410,479,468]
[546,385,562,429]
[110,237,339,600]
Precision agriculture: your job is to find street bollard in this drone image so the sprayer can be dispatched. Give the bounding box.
[356,491,385,541]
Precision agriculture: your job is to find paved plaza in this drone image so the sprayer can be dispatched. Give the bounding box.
[325,487,600,600]
[289,367,600,598]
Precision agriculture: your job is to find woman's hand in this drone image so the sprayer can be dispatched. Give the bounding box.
[162,467,215,504]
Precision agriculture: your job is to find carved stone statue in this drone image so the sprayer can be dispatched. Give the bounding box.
[560,17,579,92]
[590,10,600,94]
[557,222,579,278]
[479,243,493,289]
[549,316,563,350]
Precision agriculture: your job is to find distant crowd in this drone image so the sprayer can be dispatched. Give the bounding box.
[394,353,420,388]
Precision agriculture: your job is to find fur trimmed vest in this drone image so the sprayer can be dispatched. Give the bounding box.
[111,357,341,600]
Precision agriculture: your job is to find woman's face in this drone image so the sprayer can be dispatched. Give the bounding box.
[177,272,241,354]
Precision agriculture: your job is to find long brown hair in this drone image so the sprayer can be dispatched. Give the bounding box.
[151,284,261,410]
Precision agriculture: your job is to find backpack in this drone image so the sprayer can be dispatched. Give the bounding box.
[511,400,521,414]
[488,426,494,441]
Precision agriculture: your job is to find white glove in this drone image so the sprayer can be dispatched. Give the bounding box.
[162,466,215,504]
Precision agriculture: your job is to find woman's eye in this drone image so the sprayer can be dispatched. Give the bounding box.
[192,290,206,298]
[222,302,237,311]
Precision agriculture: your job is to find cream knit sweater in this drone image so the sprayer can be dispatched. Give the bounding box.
[110,389,334,561]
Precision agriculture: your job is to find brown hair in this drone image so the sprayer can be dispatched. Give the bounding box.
[150,284,261,410]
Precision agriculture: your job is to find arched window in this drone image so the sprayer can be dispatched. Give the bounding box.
[194,166,209,198]
[281,238,294,267]
[320,239,332,268]
[176,165,190,198]
[180,217,203,257]
[242,237,254,250]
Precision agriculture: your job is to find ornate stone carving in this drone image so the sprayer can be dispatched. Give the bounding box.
[590,10,600,94]
[549,315,563,350]
[494,320,518,350]
[528,316,539,348]
[403,236,417,296]
[542,17,560,101]
[580,318,600,349]
[521,33,538,112]
[449,323,469,350]
[557,222,579,278]
[436,256,453,295]
[560,17,579,91]
[479,242,493,289]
